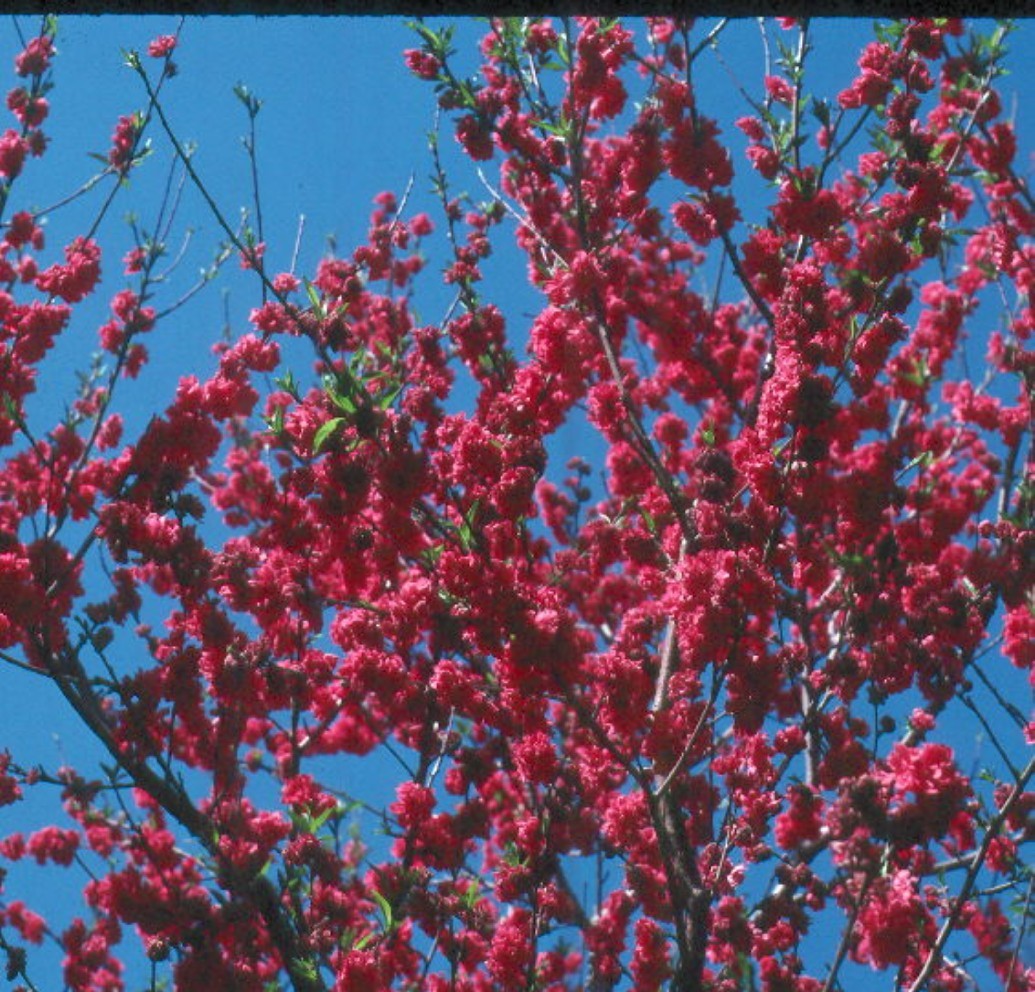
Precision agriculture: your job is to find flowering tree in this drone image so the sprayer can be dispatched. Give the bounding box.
[0,14,1030,992]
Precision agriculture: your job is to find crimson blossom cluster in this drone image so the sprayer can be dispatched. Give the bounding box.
[0,15,1031,992]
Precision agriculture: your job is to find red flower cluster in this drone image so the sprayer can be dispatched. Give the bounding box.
[14,36,54,78]
[108,113,141,174]
[35,237,101,303]
[147,34,177,58]
[0,128,26,178]
[0,16,1027,992]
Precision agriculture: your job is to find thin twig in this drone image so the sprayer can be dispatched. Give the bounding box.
[908,756,1035,992]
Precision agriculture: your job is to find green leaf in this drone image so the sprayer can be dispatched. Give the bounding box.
[371,889,394,931]
[502,841,526,867]
[233,82,262,116]
[810,97,830,128]
[312,417,344,454]
[458,499,481,549]
[303,278,324,318]
[310,804,337,832]
[407,21,454,60]
[898,450,933,477]
[898,355,930,388]
[331,391,357,415]
[556,35,571,67]
[274,369,299,399]
[421,546,442,568]
[322,372,357,414]
[293,960,320,984]
[264,405,285,436]
[874,20,905,46]
[353,931,375,951]
[376,381,404,411]
[407,20,435,45]
[436,587,461,608]
[533,117,570,139]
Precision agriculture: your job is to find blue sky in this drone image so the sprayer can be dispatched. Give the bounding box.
[1,14,1031,989]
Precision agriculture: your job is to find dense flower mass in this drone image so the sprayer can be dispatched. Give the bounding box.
[0,15,1030,992]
